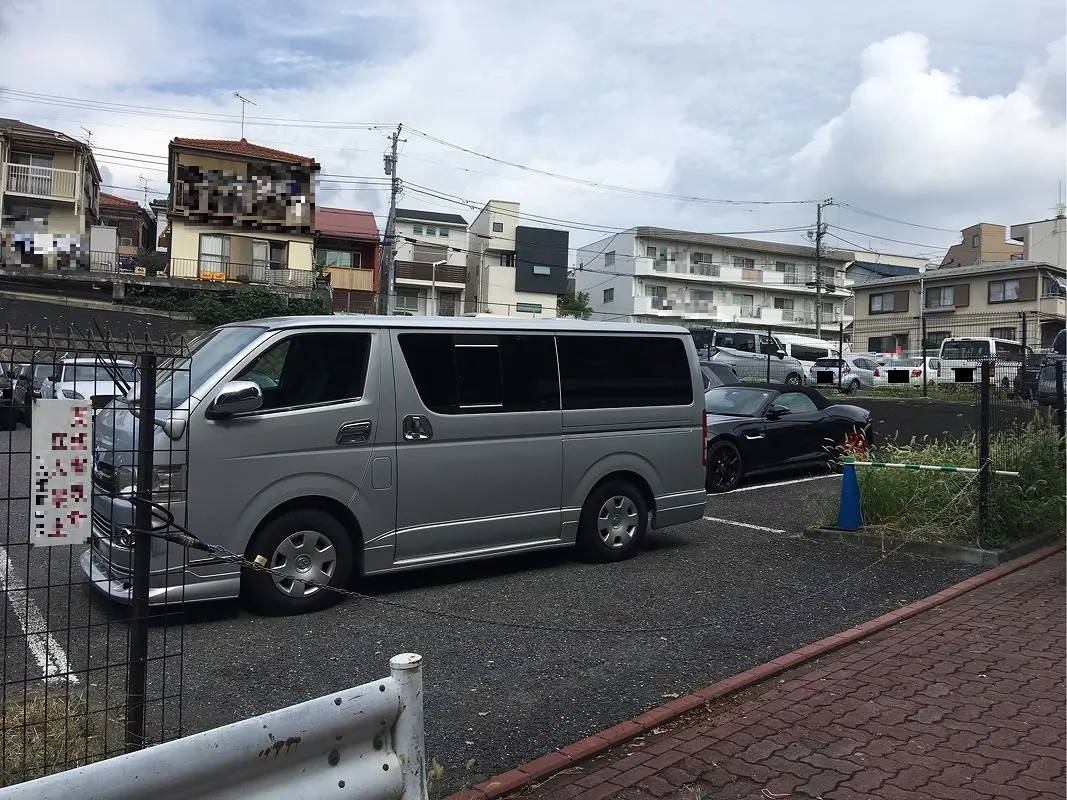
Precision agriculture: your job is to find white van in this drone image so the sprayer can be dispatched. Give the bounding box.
[938,337,1033,389]
[775,333,840,376]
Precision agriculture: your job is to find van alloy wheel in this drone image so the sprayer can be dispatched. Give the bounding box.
[270,530,336,597]
[597,495,640,548]
[785,373,802,385]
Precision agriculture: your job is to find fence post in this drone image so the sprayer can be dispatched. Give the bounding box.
[390,653,429,800]
[1057,360,1066,447]
[837,320,845,392]
[765,324,772,383]
[921,315,928,397]
[126,352,157,753]
[977,358,992,532]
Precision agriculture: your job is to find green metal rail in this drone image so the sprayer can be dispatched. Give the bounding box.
[841,455,1020,478]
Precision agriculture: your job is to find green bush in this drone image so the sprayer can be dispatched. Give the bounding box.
[191,294,229,326]
[231,287,287,321]
[286,296,331,316]
[838,416,1065,548]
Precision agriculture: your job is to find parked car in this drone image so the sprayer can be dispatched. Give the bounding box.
[1035,328,1066,408]
[86,316,709,615]
[810,353,884,393]
[872,356,942,388]
[699,360,740,390]
[1014,349,1051,399]
[701,328,806,385]
[40,357,137,409]
[938,337,1031,392]
[703,384,873,492]
[775,333,840,376]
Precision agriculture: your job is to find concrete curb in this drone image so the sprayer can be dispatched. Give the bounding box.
[804,527,1064,567]
[446,542,1065,800]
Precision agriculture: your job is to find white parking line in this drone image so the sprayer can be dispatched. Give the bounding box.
[0,546,77,685]
[716,473,839,494]
[702,517,787,534]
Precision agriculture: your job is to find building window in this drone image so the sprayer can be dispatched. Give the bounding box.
[971,233,980,247]
[691,251,713,264]
[412,225,423,235]
[820,302,834,314]
[646,246,657,258]
[869,293,895,313]
[556,336,693,410]
[414,243,447,263]
[926,286,955,308]
[988,279,1021,303]
[603,288,615,303]
[773,297,794,310]
[927,331,951,348]
[733,257,755,269]
[516,302,543,314]
[425,226,436,236]
[316,249,357,269]
[492,221,504,233]
[990,327,1017,341]
[438,227,448,238]
[604,251,615,268]
[395,290,421,313]
[398,333,559,414]
[645,284,667,297]
[251,240,288,270]
[732,293,754,306]
[532,265,551,276]
[199,233,230,273]
[499,253,512,267]
[119,237,133,247]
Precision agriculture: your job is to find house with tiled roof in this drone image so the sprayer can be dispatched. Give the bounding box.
[98,192,153,256]
[315,207,380,313]
[164,136,321,289]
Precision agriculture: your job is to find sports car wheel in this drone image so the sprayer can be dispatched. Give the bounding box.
[706,440,743,493]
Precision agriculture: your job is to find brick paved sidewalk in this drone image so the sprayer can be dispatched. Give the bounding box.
[509,554,1066,800]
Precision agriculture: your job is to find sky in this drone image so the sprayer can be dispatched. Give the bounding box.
[0,0,1064,264]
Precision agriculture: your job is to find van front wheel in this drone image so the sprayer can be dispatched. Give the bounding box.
[576,480,648,563]
[243,509,354,615]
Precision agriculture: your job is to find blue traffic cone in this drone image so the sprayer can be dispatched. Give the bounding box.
[837,456,864,531]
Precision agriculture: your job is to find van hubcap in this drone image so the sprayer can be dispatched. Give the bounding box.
[597,496,640,548]
[270,531,337,597]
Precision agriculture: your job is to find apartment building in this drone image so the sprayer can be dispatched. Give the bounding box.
[163,137,319,288]
[941,223,1023,267]
[575,227,851,336]
[0,118,101,269]
[316,206,379,314]
[852,260,1067,351]
[98,193,153,255]
[465,200,569,317]
[389,208,468,315]
[1010,206,1066,269]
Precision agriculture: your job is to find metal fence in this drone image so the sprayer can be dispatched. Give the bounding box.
[0,653,429,800]
[0,325,190,787]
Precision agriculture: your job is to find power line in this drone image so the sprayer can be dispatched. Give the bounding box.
[826,224,951,251]
[835,202,958,234]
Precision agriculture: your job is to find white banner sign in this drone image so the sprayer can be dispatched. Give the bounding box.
[30,399,93,547]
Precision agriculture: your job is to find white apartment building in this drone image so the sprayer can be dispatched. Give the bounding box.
[575,227,852,336]
[390,208,469,315]
[1011,206,1067,269]
[465,200,568,317]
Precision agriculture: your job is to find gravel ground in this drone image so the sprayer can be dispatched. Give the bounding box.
[0,422,984,795]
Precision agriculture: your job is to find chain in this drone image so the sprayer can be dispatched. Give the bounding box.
[142,522,917,636]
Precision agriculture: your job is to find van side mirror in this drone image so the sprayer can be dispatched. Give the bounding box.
[776,349,786,359]
[206,380,263,419]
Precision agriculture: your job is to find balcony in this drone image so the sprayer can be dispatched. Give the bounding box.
[394,261,466,284]
[4,163,77,201]
[326,266,375,292]
[169,257,317,289]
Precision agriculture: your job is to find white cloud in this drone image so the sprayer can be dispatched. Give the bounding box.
[790,32,1067,235]
[1,0,1065,260]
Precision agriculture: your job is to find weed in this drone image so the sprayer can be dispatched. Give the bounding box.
[0,692,105,786]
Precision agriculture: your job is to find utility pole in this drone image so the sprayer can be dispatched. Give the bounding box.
[233,93,257,139]
[378,124,402,315]
[138,175,149,207]
[811,197,833,337]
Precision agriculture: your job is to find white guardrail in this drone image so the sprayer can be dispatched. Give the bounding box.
[0,653,428,800]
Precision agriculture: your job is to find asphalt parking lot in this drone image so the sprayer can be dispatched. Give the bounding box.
[0,426,985,795]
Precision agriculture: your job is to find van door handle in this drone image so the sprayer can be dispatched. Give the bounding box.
[337,420,372,445]
[403,415,433,441]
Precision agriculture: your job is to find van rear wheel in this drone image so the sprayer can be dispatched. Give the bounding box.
[242,509,354,615]
[576,480,648,563]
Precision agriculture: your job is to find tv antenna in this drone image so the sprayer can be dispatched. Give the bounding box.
[80,127,94,148]
[233,93,257,139]
[138,175,150,206]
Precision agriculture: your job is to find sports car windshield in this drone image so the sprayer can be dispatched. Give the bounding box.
[704,387,774,417]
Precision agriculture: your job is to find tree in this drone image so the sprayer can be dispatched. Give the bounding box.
[557,291,592,319]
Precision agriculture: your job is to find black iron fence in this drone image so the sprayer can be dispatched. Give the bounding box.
[0,325,190,786]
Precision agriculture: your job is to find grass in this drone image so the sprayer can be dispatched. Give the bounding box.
[828,418,1066,549]
[0,692,106,787]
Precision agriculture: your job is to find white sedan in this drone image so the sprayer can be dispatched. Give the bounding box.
[872,357,943,388]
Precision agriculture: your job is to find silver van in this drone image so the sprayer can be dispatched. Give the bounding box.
[83,316,708,614]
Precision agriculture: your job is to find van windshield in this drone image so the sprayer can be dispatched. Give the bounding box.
[941,340,990,360]
[154,326,265,409]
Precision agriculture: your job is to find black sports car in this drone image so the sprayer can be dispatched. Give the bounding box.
[704,384,873,493]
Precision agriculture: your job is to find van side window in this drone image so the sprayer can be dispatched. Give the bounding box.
[236,333,371,411]
[398,333,559,414]
[556,335,692,410]
[792,344,829,362]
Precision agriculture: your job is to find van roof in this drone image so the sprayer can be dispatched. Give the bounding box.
[222,315,691,335]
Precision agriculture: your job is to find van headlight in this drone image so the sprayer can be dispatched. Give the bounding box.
[114,464,186,499]
[62,389,84,399]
